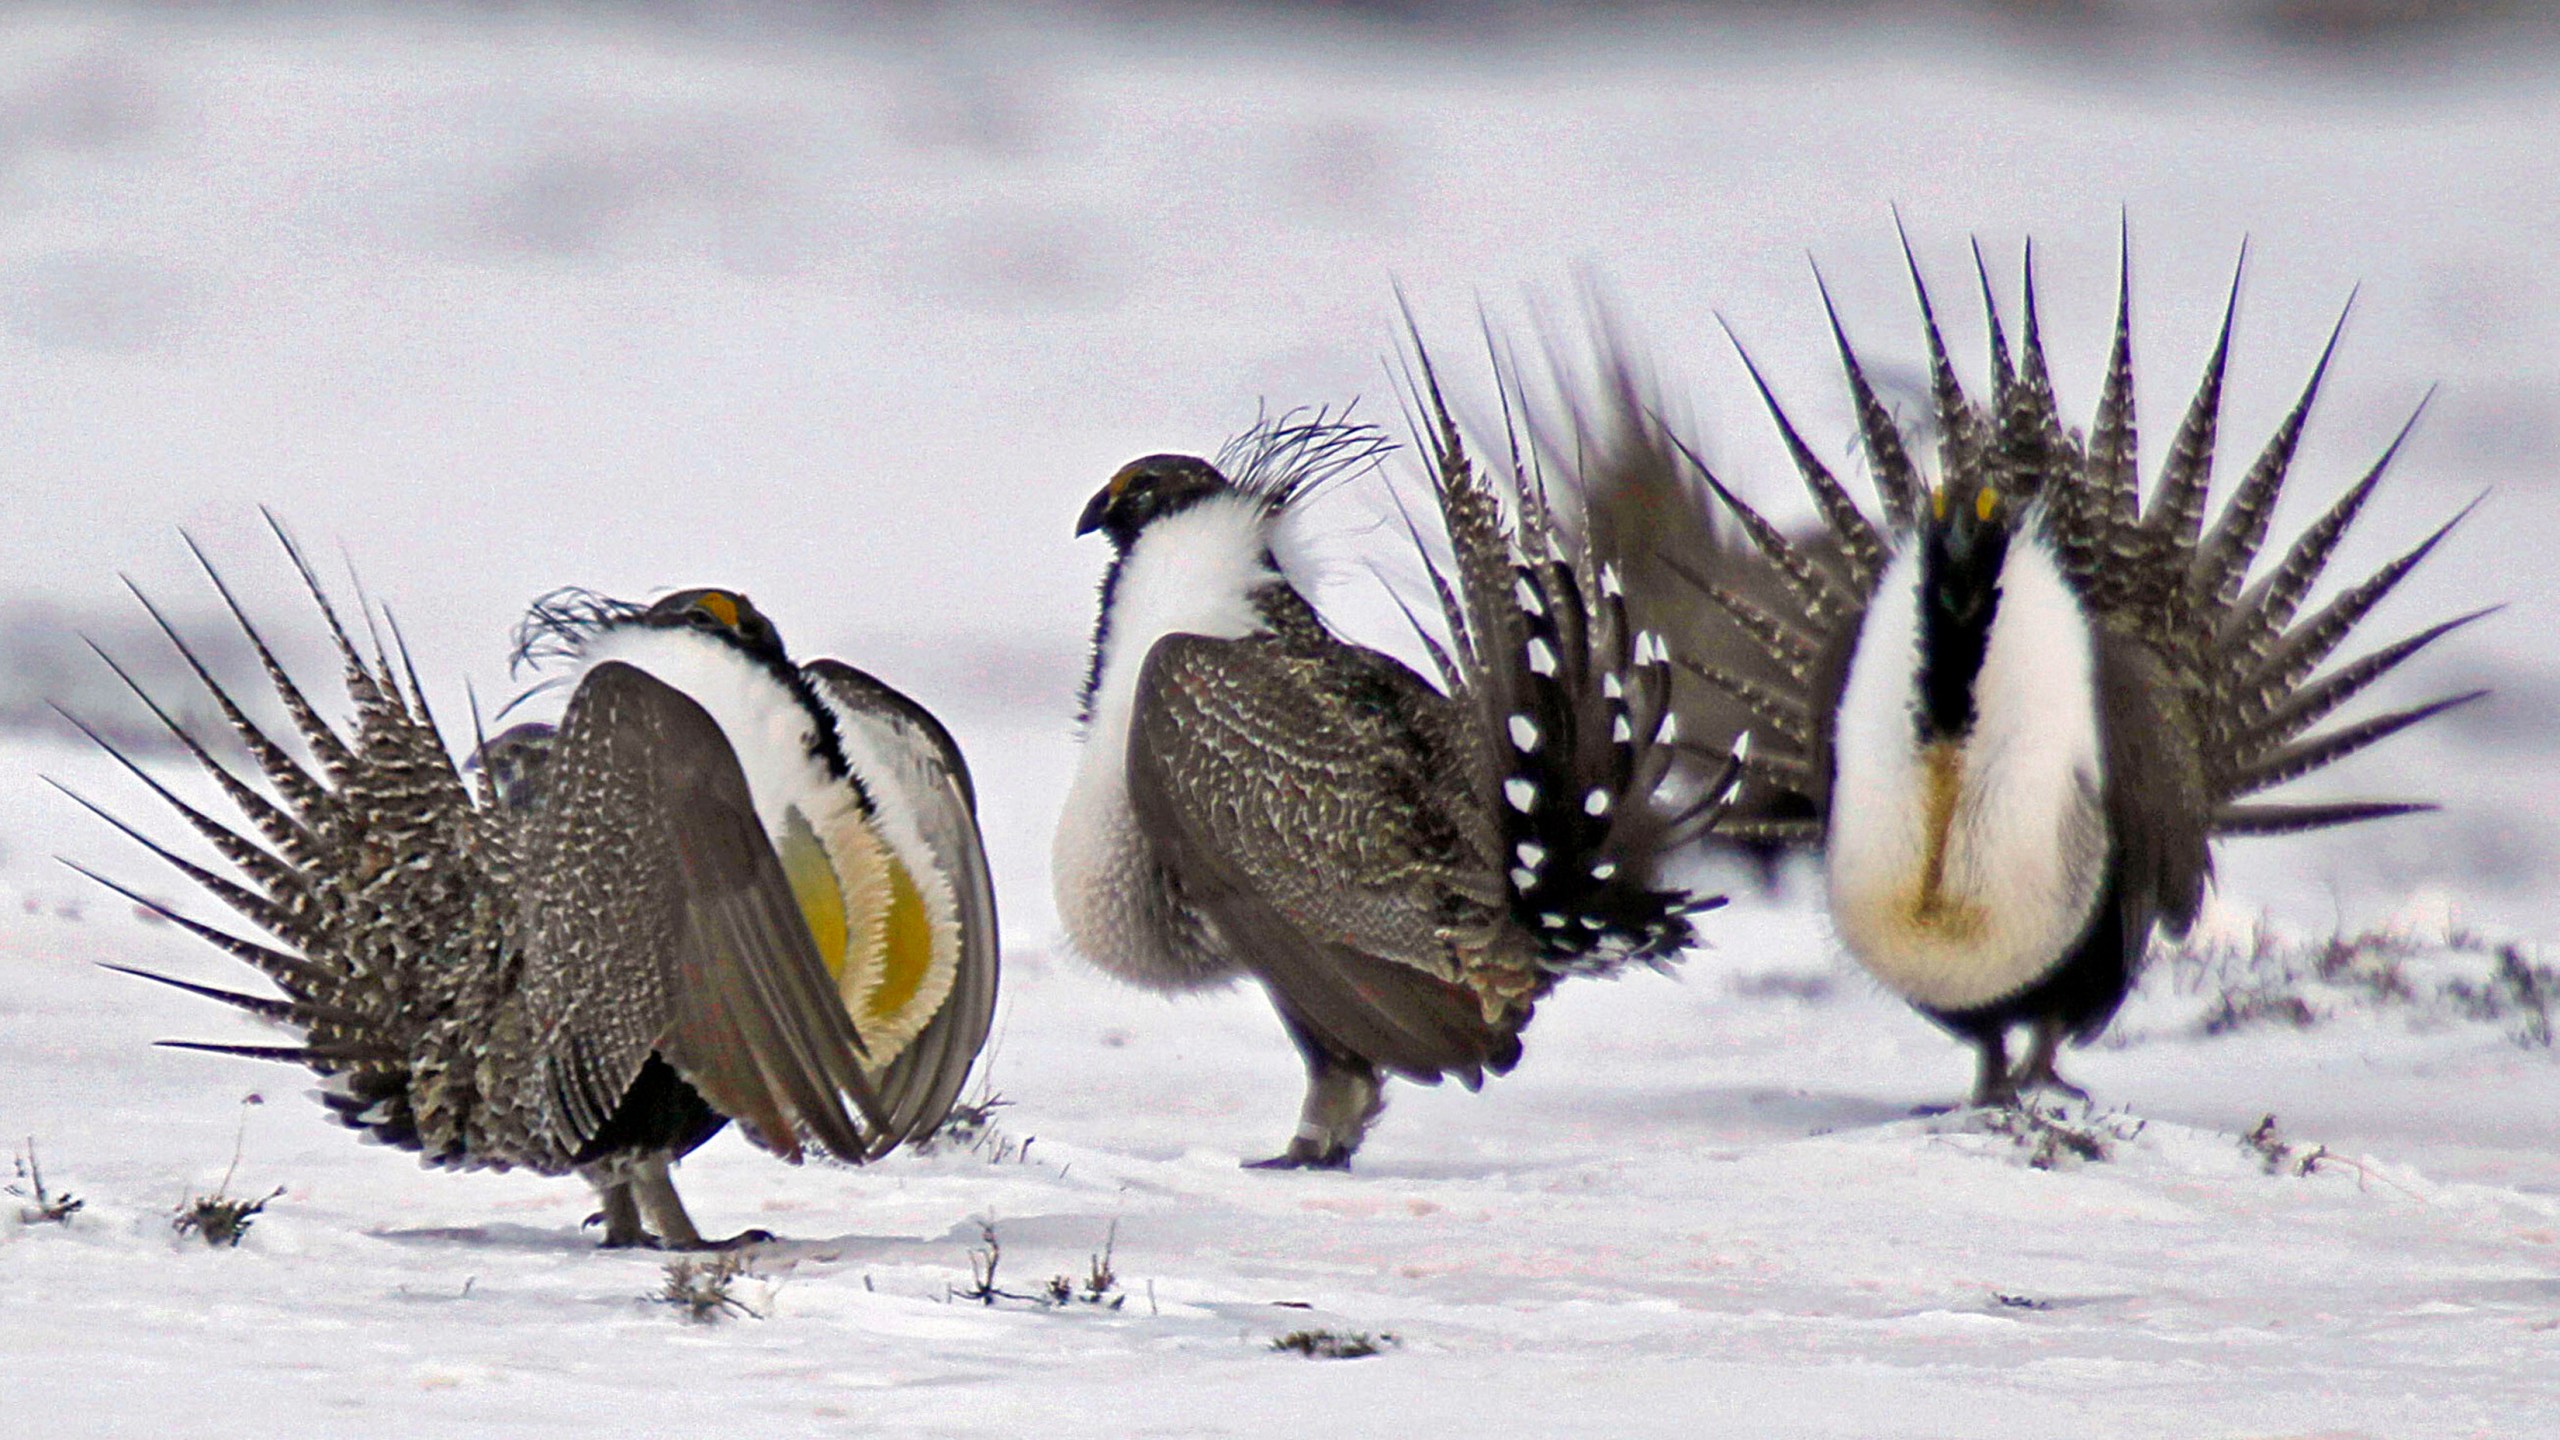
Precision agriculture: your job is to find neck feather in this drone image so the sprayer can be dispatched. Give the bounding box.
[571,626,850,841]
[1078,493,1284,749]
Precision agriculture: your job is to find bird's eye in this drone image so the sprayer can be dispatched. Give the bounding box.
[1931,488,1948,521]
[1976,488,2000,523]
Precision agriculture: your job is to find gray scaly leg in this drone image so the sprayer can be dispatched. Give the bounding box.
[583,1166,649,1249]
[633,1154,772,1251]
[1248,1017,1385,1170]
[631,1155,707,1249]
[2010,1016,2091,1103]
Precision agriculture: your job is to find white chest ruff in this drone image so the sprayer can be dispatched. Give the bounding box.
[1824,539,2110,1014]
[1054,494,1280,991]
[571,627,962,1066]
[812,690,968,1066]
[573,627,856,841]
[1052,788,1237,991]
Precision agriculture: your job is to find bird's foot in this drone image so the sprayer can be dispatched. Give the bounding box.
[1243,1138,1352,1171]
[2010,1019,2091,1104]
[1969,1083,2023,1112]
[2008,1062,2091,1105]
[586,1214,773,1251]
[666,1228,776,1253]
[1962,1029,2021,1111]
[587,1207,657,1249]
[1969,1063,2023,1111]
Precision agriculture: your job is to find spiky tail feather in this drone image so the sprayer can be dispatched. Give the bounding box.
[1945,238,2486,833]
[1649,227,2484,848]
[1392,325,1734,975]
[63,516,487,1163]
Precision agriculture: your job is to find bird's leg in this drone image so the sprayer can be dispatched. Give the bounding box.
[1247,1058,1383,1170]
[1247,1015,1384,1170]
[2010,1016,2091,1103]
[1970,1027,2018,1109]
[629,1154,773,1251]
[630,1157,705,1249]
[585,1171,650,1249]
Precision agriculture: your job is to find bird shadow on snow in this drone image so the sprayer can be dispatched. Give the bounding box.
[368,1222,601,1254]
[1405,1082,1924,1157]
[368,1220,998,1264]
[729,1213,1122,1265]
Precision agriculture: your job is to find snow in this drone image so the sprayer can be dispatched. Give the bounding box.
[4,6,2558,1437]
[13,892,2560,1436]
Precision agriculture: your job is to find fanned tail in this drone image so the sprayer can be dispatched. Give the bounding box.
[1957,244,2478,831]
[1569,324,1836,864]
[1604,225,2487,858]
[1988,239,2480,835]
[65,526,492,1161]
[1396,330,1737,975]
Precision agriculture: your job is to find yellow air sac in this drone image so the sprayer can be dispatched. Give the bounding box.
[865,857,935,1030]
[780,808,850,978]
[777,796,961,1071]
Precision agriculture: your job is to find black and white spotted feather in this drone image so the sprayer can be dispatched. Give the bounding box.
[1394,342,1736,976]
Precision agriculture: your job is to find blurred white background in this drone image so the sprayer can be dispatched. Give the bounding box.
[5,17,2557,1435]
[3,0,2553,941]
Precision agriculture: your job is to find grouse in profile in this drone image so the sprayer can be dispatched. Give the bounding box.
[1054,397,1738,1168]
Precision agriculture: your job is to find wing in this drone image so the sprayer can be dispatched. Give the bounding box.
[1127,633,1520,1083]
[516,661,887,1164]
[2092,626,2213,953]
[803,658,982,815]
[801,658,1000,1151]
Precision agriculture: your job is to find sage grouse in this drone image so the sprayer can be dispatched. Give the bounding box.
[63,532,998,1247]
[1054,402,1739,1169]
[1656,237,2486,1105]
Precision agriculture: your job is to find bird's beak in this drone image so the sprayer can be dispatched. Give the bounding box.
[1075,485,1113,538]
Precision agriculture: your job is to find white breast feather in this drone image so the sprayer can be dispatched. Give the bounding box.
[1825,532,2109,1014]
[572,626,862,844]
[812,692,967,1064]
[819,703,964,951]
[1053,493,1281,990]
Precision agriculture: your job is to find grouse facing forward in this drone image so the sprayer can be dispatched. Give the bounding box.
[1053,401,1736,1169]
[1652,235,2487,1104]
[65,533,998,1247]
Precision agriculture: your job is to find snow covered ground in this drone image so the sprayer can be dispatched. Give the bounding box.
[3,6,2557,1436]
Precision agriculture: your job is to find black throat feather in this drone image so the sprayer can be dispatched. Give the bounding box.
[1915,521,2009,744]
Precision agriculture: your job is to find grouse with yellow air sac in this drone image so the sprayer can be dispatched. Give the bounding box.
[62,534,997,1249]
[1643,232,2488,1105]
